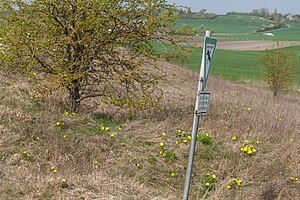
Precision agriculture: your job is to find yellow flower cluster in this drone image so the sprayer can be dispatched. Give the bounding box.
[240,140,259,155]
[100,125,110,131]
[227,178,243,189]
[64,111,76,116]
[174,129,191,144]
[290,177,299,182]
[240,144,257,155]
[204,172,217,191]
[94,160,100,169]
[50,166,58,173]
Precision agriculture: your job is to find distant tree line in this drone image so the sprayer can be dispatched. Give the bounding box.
[227,8,289,32]
[175,8,217,19]
[227,7,272,18]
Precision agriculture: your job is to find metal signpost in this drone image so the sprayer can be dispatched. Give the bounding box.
[182,31,217,200]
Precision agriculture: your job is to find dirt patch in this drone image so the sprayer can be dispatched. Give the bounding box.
[185,38,300,51]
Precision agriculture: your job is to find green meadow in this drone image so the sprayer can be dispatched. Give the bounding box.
[153,43,300,84]
[175,15,267,34]
[176,16,300,41]
[187,46,300,84]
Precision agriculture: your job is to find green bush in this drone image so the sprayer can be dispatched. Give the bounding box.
[260,43,297,96]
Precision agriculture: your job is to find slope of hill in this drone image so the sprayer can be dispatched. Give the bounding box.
[1,61,300,199]
[175,15,266,34]
[175,15,300,41]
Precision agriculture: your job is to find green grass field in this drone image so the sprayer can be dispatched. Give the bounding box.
[187,46,300,84]
[187,48,261,81]
[176,16,300,41]
[153,42,300,84]
[175,15,266,34]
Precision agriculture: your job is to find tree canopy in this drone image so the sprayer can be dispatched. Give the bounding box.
[0,0,177,112]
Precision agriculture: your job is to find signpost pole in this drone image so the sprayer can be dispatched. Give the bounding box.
[182,31,211,200]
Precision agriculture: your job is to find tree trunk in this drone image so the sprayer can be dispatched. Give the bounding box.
[68,85,80,113]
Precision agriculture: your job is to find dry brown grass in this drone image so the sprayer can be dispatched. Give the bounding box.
[1,61,300,200]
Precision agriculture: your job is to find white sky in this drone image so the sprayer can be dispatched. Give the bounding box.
[167,0,300,14]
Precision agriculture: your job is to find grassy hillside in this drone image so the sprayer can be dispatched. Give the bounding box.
[175,15,266,34]
[176,15,300,41]
[1,62,300,199]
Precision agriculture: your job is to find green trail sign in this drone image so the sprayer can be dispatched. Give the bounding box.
[204,37,217,89]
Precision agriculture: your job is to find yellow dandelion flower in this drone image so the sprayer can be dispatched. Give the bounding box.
[101,126,105,131]
[159,150,164,155]
[161,132,166,136]
[290,177,295,181]
[205,133,209,137]
[175,141,179,145]
[63,134,67,139]
[242,147,248,152]
[247,107,251,111]
[231,135,237,141]
[105,127,110,131]
[187,135,191,140]
[212,174,216,179]
[110,133,115,138]
[53,169,57,173]
[183,139,188,143]
[61,179,67,184]
[55,122,61,126]
[117,127,122,131]
[289,138,293,142]
[237,180,243,186]
[205,183,210,187]
[51,166,55,170]
[227,185,231,189]
[64,111,69,116]
[71,112,76,116]
[171,172,176,177]
[159,142,164,147]
[136,163,141,168]
[295,178,299,181]
[247,149,253,155]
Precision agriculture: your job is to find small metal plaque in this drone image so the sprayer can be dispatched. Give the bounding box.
[197,92,210,116]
